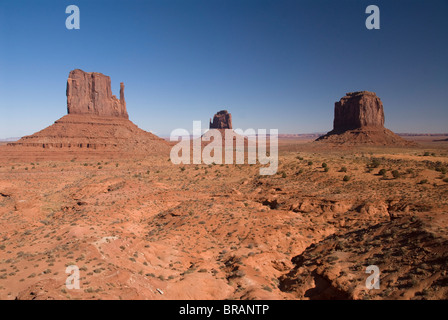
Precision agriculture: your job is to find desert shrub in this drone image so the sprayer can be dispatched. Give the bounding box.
[281,172,287,178]
[233,270,246,277]
[262,285,273,292]
[343,175,350,182]
[370,159,381,168]
[443,178,448,183]
[339,167,347,173]
[324,167,329,172]
[322,163,328,168]
[378,169,387,176]
[418,179,428,184]
[308,161,313,166]
[392,170,400,179]
[423,152,430,156]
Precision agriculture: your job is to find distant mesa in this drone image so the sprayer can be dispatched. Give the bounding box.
[7,69,169,154]
[202,109,247,146]
[316,91,416,146]
[433,138,448,142]
[210,110,232,129]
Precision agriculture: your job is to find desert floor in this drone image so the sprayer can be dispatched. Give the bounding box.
[0,136,447,300]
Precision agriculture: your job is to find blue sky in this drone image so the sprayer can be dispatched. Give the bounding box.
[0,0,447,138]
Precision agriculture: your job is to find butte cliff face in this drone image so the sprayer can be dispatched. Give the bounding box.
[316,91,415,146]
[7,69,169,155]
[333,91,384,133]
[67,69,128,119]
[210,110,232,129]
[203,109,246,149]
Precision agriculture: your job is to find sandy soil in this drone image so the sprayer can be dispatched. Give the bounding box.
[0,137,447,300]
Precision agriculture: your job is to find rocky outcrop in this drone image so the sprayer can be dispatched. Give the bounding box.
[8,114,169,153]
[333,91,384,133]
[316,91,415,146]
[210,110,232,129]
[6,69,169,155]
[67,69,128,119]
[279,216,448,300]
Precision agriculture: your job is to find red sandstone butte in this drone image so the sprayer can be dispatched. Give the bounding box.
[316,91,415,146]
[5,69,169,156]
[209,110,232,129]
[333,91,384,132]
[67,69,129,119]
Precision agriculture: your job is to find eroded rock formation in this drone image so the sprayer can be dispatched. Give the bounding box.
[67,69,128,119]
[210,110,232,129]
[333,91,384,133]
[7,69,169,154]
[316,91,415,146]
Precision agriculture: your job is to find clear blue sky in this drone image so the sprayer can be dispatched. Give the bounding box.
[0,0,447,138]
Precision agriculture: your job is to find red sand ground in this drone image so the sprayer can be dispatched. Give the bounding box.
[0,136,447,300]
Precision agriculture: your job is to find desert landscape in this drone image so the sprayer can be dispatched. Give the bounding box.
[0,70,447,300]
[1,1,447,305]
